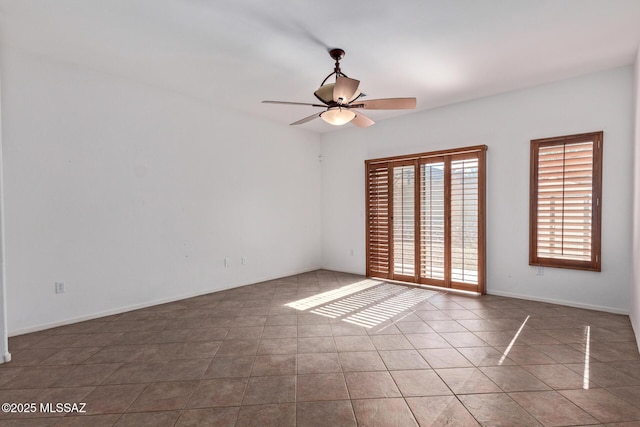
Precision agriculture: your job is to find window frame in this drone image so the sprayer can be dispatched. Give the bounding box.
[529,131,603,272]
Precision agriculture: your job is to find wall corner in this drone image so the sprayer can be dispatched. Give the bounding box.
[631,46,640,352]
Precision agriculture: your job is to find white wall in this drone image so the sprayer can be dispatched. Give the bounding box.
[322,66,634,313]
[631,48,640,347]
[1,49,322,335]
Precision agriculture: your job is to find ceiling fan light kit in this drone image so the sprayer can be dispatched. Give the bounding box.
[321,107,356,125]
[263,48,416,128]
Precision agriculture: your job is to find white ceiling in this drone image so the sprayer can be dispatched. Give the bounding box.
[1,0,640,134]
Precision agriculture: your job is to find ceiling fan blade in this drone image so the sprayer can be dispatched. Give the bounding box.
[263,100,326,108]
[290,112,321,126]
[351,111,375,128]
[353,97,417,110]
[333,76,360,105]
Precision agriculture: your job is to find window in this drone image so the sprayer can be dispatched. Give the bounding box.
[366,145,486,294]
[529,131,603,271]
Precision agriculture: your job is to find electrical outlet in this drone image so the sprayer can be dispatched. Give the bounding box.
[241,256,247,265]
[224,257,230,268]
[55,281,65,294]
[536,266,544,276]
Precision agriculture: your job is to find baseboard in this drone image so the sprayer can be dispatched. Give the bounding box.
[319,265,365,276]
[9,265,322,337]
[487,289,630,315]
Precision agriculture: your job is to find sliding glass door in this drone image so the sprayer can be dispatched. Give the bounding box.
[366,146,486,294]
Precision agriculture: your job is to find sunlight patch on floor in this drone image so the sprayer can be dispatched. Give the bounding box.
[583,325,591,389]
[343,287,437,328]
[498,315,530,365]
[310,284,404,319]
[285,279,382,311]
[286,280,438,328]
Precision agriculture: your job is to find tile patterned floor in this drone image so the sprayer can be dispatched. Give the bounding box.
[1,270,639,426]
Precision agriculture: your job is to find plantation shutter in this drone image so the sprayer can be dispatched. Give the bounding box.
[392,164,416,279]
[450,154,480,285]
[366,164,391,278]
[530,132,602,271]
[420,160,446,282]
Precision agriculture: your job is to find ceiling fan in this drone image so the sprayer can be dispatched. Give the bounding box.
[262,48,417,128]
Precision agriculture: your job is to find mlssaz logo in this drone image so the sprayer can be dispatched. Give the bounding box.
[40,402,87,413]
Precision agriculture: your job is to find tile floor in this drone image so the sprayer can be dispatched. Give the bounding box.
[1,270,639,426]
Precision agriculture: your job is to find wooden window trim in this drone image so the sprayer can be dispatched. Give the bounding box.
[366,145,488,165]
[529,131,603,272]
